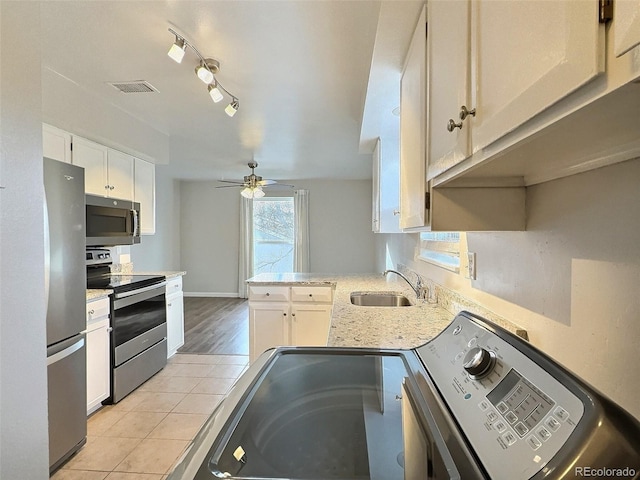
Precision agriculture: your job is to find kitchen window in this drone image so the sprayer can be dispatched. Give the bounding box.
[417,232,461,272]
[253,197,295,275]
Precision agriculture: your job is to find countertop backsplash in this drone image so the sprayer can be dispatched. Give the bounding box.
[396,263,528,340]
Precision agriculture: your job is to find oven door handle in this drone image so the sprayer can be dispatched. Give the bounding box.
[114,281,167,299]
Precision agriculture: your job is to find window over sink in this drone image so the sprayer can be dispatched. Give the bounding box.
[417,232,460,272]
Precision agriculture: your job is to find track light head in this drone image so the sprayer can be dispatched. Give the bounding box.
[168,36,186,63]
[208,83,224,103]
[195,58,220,84]
[225,99,239,117]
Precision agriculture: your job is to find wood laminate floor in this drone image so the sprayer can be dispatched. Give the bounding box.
[179,297,249,355]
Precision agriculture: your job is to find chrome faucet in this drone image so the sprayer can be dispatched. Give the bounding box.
[383,269,426,299]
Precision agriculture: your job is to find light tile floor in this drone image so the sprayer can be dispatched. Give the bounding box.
[52,353,248,480]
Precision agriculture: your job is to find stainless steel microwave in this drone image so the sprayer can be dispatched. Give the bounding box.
[86,194,140,246]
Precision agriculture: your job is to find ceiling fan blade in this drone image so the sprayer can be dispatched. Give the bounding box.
[215,184,245,189]
[217,179,245,184]
[264,183,295,189]
[257,179,278,185]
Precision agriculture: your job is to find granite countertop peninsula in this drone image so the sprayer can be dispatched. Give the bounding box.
[247,273,454,349]
[86,289,112,301]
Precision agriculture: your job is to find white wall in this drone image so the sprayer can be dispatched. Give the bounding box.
[0,2,50,477]
[130,165,181,271]
[180,179,377,295]
[379,157,640,419]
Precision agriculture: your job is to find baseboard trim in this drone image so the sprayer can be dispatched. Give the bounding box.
[184,292,240,298]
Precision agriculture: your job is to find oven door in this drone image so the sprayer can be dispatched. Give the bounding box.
[112,282,166,366]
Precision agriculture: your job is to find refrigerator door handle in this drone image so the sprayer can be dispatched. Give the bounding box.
[47,338,85,366]
[44,190,51,313]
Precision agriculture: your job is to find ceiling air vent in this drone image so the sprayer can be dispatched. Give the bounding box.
[108,81,159,94]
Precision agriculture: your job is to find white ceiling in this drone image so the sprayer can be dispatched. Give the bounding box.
[38,1,423,182]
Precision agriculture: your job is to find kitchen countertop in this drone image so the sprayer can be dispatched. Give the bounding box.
[247,273,454,349]
[86,289,112,301]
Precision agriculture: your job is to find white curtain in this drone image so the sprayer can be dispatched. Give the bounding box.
[294,189,310,273]
[238,196,254,298]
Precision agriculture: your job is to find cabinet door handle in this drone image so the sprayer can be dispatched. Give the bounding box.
[447,119,463,132]
[459,105,476,120]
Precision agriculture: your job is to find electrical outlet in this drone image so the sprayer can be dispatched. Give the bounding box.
[467,252,476,280]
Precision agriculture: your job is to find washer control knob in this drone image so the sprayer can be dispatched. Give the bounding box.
[463,347,496,379]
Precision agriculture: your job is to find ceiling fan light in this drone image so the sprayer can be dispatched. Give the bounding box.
[168,37,186,63]
[225,100,239,117]
[208,83,224,103]
[196,64,214,84]
[253,187,265,198]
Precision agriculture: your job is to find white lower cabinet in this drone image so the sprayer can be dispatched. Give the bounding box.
[166,276,185,358]
[249,285,333,363]
[86,297,111,415]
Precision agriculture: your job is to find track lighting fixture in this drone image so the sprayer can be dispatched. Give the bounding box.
[167,28,239,116]
[225,99,239,118]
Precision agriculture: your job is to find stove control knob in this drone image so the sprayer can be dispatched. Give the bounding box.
[463,347,496,380]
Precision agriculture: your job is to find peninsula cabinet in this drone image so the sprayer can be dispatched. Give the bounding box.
[166,276,185,358]
[248,285,334,363]
[86,296,110,414]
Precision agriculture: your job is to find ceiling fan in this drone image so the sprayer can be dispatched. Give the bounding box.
[216,162,294,198]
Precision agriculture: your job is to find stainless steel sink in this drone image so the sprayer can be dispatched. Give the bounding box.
[350,292,412,307]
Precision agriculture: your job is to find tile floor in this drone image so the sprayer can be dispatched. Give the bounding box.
[52,353,248,480]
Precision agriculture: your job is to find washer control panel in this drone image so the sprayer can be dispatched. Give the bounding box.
[417,314,584,480]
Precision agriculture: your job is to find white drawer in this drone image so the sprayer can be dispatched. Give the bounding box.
[166,276,183,295]
[291,286,333,303]
[86,297,110,322]
[249,286,290,302]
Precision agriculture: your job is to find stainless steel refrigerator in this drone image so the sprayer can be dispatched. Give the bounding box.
[44,157,87,473]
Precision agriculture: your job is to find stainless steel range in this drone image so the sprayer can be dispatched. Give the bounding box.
[168,311,640,480]
[87,249,167,403]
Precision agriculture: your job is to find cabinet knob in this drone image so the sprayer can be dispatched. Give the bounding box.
[459,105,476,120]
[308,294,313,297]
[88,309,94,315]
[109,186,115,190]
[283,312,287,316]
[292,313,296,317]
[104,185,109,190]
[447,119,463,132]
[107,327,113,333]
[393,210,400,216]
[265,292,270,296]
[168,303,172,307]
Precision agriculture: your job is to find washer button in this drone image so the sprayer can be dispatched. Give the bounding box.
[468,338,477,348]
[527,435,543,450]
[496,402,508,414]
[505,411,518,424]
[545,416,561,432]
[514,422,529,437]
[502,431,517,446]
[494,420,507,433]
[478,400,490,411]
[536,426,552,442]
[487,411,499,423]
[553,406,569,422]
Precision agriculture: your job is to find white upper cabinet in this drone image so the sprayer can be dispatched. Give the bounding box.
[469,1,604,154]
[105,149,134,201]
[399,6,427,230]
[72,136,109,196]
[72,136,134,201]
[428,0,604,180]
[43,124,72,164]
[427,0,470,178]
[134,158,156,234]
[613,0,640,57]
[372,138,401,233]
